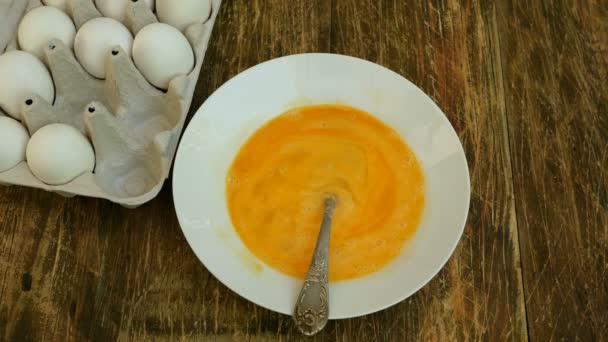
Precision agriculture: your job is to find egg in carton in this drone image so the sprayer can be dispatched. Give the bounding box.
[0,0,221,207]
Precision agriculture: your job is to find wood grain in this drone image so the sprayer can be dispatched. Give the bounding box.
[497,1,608,340]
[1,0,606,340]
[329,0,527,340]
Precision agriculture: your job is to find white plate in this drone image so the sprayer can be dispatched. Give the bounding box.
[173,54,470,319]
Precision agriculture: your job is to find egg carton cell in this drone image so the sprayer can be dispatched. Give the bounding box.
[0,0,220,207]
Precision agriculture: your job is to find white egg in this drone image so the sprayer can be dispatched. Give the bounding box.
[74,17,133,79]
[0,116,29,172]
[18,6,76,61]
[157,0,211,31]
[95,0,155,22]
[0,51,55,120]
[132,23,194,89]
[26,124,95,185]
[42,0,68,12]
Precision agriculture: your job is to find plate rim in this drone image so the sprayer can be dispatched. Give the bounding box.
[172,52,471,319]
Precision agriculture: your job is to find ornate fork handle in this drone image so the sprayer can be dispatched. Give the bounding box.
[293,196,336,336]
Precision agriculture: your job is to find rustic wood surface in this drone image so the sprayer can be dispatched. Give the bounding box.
[0,0,605,340]
[497,1,608,340]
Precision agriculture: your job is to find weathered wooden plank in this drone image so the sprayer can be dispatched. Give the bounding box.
[497,1,608,340]
[328,0,527,340]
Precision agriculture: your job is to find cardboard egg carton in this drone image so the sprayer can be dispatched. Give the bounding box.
[0,0,221,207]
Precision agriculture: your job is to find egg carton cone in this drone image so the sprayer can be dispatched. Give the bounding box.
[0,0,221,207]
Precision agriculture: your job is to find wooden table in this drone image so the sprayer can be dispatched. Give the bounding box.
[1,1,606,340]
